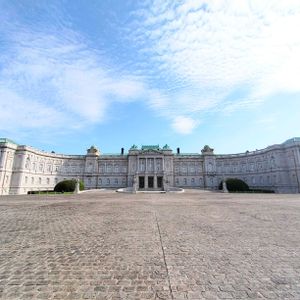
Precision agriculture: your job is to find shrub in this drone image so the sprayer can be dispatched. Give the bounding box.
[219,178,249,192]
[54,179,84,193]
[28,190,54,194]
[249,189,275,194]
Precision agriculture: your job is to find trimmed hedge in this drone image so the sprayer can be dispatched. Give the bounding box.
[249,189,275,194]
[219,178,249,192]
[54,179,84,193]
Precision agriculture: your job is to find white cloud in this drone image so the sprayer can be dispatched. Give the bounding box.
[0,88,69,130]
[171,116,198,134]
[2,0,300,138]
[132,0,300,127]
[0,29,146,132]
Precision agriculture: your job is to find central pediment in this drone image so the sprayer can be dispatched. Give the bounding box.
[139,149,164,155]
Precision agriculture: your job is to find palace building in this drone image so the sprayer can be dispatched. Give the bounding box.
[0,137,300,195]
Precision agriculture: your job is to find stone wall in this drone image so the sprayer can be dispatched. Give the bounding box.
[1,138,299,195]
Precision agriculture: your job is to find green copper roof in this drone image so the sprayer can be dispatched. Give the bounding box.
[0,138,18,145]
[284,137,300,145]
[141,145,160,150]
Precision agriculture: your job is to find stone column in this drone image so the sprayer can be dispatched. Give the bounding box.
[0,149,6,169]
[154,175,157,189]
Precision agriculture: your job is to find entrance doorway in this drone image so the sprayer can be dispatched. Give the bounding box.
[139,176,145,189]
[148,176,154,188]
[157,176,163,189]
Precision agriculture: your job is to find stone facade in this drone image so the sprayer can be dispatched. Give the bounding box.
[0,137,300,195]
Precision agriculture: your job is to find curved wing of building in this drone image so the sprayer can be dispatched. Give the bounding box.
[0,138,300,195]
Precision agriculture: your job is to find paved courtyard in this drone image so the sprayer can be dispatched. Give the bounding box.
[0,190,300,300]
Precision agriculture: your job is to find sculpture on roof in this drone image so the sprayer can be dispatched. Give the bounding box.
[87,145,100,155]
[130,144,138,150]
[201,145,214,154]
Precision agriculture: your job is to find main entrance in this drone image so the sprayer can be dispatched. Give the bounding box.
[138,175,164,190]
[148,176,154,188]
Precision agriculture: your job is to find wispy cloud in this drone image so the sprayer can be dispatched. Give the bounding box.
[0,27,146,135]
[1,0,300,140]
[131,0,300,132]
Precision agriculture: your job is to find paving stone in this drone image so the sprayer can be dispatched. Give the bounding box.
[1,190,300,299]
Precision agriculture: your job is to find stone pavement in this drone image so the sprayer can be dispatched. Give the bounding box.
[0,190,300,299]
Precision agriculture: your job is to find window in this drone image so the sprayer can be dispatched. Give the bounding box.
[39,177,42,184]
[31,177,34,184]
[99,178,102,185]
[25,158,30,169]
[106,178,110,185]
[191,178,195,185]
[139,159,146,171]
[25,176,28,184]
[175,178,179,185]
[114,178,118,185]
[184,178,187,185]
[46,178,50,184]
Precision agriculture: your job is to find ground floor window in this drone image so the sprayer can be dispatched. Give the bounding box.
[148,176,154,188]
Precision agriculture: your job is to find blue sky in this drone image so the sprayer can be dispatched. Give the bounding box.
[1,0,300,155]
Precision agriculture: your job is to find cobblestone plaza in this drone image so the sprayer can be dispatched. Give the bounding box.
[1,190,300,299]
